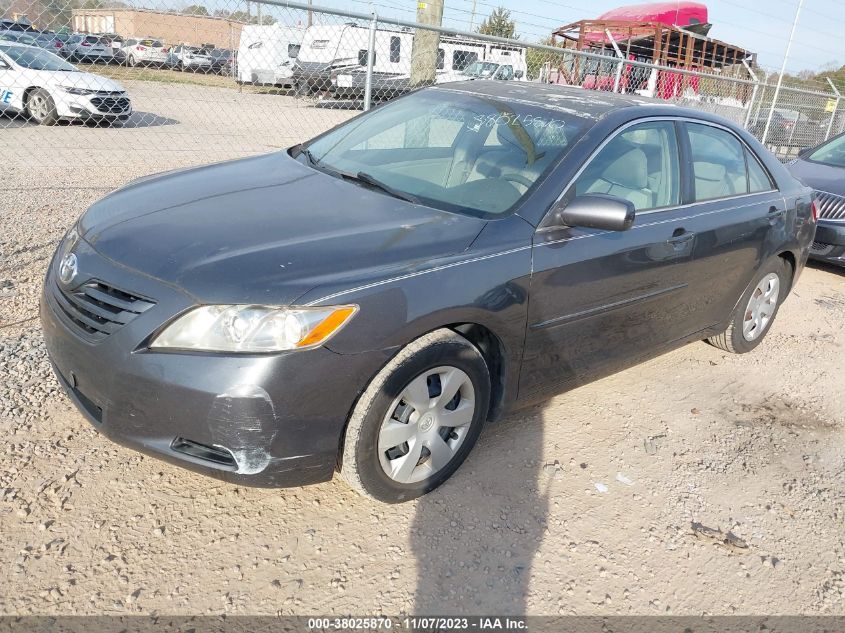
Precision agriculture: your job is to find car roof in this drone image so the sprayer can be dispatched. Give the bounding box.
[434,82,675,118]
[0,41,41,49]
[431,81,751,130]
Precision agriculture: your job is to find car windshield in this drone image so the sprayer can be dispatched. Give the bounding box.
[462,61,499,77]
[0,44,77,71]
[807,133,845,168]
[303,90,588,217]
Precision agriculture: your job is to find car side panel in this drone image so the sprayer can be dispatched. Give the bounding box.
[296,215,535,418]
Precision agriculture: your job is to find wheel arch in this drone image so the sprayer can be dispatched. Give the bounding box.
[334,319,516,468]
[448,322,510,423]
[777,249,797,291]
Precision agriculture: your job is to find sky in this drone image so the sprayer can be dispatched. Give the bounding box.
[272,0,844,75]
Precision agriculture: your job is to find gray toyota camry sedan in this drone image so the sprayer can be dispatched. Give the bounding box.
[42,83,816,502]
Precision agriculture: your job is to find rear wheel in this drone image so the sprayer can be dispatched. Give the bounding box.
[708,257,792,354]
[25,89,58,126]
[128,54,137,67]
[340,329,490,503]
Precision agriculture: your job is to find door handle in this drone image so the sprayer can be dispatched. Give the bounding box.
[767,206,786,221]
[667,229,695,246]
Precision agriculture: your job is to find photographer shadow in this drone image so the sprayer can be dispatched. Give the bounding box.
[411,402,551,615]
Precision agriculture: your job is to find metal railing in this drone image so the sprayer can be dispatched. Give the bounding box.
[2,0,843,171]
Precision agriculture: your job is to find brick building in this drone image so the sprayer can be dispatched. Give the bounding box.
[71,8,245,49]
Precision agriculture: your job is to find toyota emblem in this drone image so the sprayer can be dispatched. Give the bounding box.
[59,252,78,285]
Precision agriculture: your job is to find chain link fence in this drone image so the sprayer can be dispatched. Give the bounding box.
[1,0,843,171]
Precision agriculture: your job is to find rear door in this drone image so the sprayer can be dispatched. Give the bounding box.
[672,120,785,329]
[520,119,704,398]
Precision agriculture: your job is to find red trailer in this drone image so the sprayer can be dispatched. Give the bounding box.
[549,2,754,99]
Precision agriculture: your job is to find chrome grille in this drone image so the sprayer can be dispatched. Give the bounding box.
[811,241,835,256]
[815,190,845,221]
[52,279,154,342]
[90,96,130,114]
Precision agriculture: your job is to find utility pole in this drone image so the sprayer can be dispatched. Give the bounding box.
[410,0,444,88]
[469,0,476,30]
[762,0,804,145]
[307,0,312,27]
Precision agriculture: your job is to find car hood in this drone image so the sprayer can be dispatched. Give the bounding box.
[786,158,845,195]
[52,70,125,93]
[79,152,487,305]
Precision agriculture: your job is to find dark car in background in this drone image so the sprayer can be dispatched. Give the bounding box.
[787,132,845,266]
[750,108,827,148]
[41,83,815,503]
[203,47,234,75]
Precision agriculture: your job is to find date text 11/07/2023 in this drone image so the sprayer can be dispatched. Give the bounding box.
[307,617,528,631]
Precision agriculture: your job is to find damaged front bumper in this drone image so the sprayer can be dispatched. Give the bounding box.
[40,240,390,488]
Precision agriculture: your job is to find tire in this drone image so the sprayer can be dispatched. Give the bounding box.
[128,55,137,67]
[25,88,58,126]
[340,329,491,503]
[708,257,792,354]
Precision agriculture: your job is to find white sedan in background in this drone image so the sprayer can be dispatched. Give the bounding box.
[0,42,131,125]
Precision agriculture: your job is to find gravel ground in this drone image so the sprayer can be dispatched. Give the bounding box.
[2,81,845,616]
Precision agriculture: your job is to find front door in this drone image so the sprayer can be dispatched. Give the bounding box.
[520,119,703,399]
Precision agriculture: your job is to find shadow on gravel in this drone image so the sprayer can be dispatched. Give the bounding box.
[808,261,845,278]
[119,112,180,128]
[313,98,364,111]
[0,111,178,129]
[412,403,550,615]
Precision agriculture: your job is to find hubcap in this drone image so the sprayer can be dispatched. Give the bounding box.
[742,272,780,341]
[378,366,476,484]
[29,95,47,120]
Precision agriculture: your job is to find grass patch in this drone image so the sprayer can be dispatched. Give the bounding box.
[76,63,239,90]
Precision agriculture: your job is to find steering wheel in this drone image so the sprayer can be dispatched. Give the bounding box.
[501,173,533,189]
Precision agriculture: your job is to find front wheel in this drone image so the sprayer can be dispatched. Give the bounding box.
[707,257,792,354]
[340,329,491,503]
[25,88,58,125]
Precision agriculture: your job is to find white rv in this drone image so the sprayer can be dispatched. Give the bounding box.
[328,28,528,100]
[237,24,304,87]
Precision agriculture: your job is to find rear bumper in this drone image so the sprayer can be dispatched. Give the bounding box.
[810,221,845,267]
[40,239,393,488]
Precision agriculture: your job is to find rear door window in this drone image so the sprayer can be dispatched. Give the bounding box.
[746,149,775,193]
[686,123,749,201]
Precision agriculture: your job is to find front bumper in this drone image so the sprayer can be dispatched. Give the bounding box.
[40,238,391,487]
[810,221,845,267]
[56,91,132,120]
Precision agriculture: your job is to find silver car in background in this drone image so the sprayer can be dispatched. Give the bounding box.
[64,34,113,63]
[121,37,169,67]
[166,44,212,72]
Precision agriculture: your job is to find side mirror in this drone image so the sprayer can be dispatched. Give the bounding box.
[797,146,813,158]
[0,61,9,70]
[515,70,524,79]
[551,193,636,231]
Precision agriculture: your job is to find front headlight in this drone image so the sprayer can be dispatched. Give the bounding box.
[59,85,96,96]
[150,304,358,353]
[61,226,79,258]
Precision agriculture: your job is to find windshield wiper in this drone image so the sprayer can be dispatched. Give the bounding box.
[295,144,320,167]
[345,171,421,204]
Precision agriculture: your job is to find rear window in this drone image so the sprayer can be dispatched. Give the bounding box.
[84,36,101,44]
[140,39,163,47]
[288,43,300,58]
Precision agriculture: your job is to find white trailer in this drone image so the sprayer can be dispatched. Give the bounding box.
[237,24,304,87]
[294,23,528,95]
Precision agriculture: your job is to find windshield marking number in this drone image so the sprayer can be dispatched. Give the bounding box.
[1,90,12,104]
